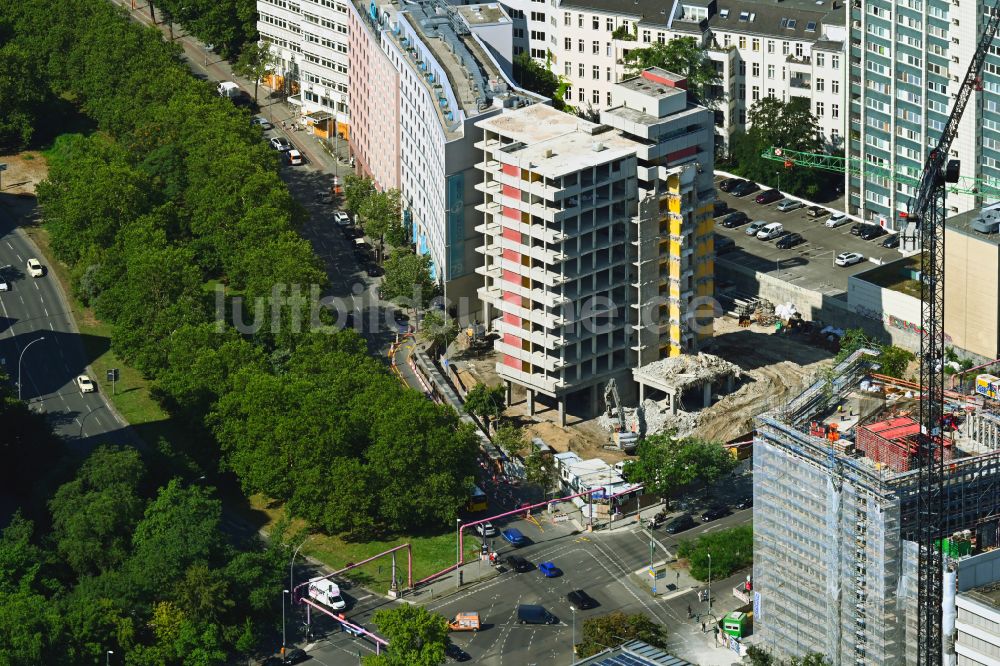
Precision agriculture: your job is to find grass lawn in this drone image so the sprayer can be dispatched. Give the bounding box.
[249,495,482,589]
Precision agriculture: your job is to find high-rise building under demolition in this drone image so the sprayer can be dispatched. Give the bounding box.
[754,349,1000,665]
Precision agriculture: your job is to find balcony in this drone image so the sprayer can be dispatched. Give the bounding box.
[789,75,811,90]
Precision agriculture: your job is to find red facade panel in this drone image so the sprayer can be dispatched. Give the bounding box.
[641,69,687,90]
[502,206,520,220]
[502,163,520,177]
[666,146,698,163]
[502,184,520,200]
[503,354,521,369]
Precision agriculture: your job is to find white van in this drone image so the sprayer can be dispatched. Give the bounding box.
[757,222,784,241]
[217,81,240,98]
[307,578,347,610]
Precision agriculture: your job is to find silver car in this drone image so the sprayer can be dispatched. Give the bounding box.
[745,220,768,236]
[776,199,804,212]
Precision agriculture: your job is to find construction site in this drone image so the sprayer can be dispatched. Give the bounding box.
[753,347,1000,664]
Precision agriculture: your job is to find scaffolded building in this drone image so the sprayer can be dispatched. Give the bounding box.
[754,349,1000,665]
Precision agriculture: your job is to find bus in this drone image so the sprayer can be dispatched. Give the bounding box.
[467,484,488,513]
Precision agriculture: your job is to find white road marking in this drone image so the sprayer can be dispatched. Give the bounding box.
[49,323,54,330]
[44,307,49,317]
[703,524,723,533]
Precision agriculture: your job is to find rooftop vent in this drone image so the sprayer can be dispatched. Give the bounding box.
[543,148,554,158]
[749,12,756,20]
[739,10,749,21]
[592,141,607,152]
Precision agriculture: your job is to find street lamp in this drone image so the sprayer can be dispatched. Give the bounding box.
[281,589,290,656]
[707,551,713,616]
[456,518,463,585]
[289,536,313,597]
[17,336,45,401]
[571,607,577,658]
[106,650,113,666]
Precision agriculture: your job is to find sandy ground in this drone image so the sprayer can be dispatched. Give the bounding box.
[0,152,48,196]
[454,315,834,461]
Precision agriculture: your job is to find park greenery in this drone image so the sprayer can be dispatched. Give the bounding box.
[725,97,839,199]
[626,433,737,500]
[1,0,480,541]
[143,0,258,59]
[622,37,721,105]
[575,612,668,658]
[677,525,753,582]
[835,328,916,379]
[512,52,571,111]
[364,605,450,666]
[463,383,507,427]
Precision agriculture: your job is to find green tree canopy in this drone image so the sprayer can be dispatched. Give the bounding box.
[576,612,667,659]
[676,525,753,581]
[233,39,277,104]
[364,605,450,666]
[463,383,506,424]
[834,327,915,379]
[420,310,459,355]
[627,433,736,499]
[382,251,438,310]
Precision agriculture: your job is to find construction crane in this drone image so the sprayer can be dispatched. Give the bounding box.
[760,146,1000,201]
[764,6,1000,663]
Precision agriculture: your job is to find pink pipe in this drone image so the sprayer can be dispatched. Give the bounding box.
[294,543,412,597]
[301,597,389,650]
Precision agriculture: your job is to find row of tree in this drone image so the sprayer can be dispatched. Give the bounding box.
[0,377,287,664]
[1,0,480,534]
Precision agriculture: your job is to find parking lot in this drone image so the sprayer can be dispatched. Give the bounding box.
[713,177,903,295]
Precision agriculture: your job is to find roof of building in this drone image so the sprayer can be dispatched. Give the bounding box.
[572,640,694,666]
[813,38,844,50]
[617,68,688,99]
[456,3,510,26]
[560,0,844,36]
[861,416,920,442]
[961,582,1000,612]
[476,104,640,177]
[946,206,1000,246]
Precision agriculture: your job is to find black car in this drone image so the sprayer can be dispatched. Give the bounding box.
[851,222,879,236]
[731,181,759,197]
[754,189,783,205]
[735,496,753,510]
[860,225,888,240]
[714,236,737,255]
[445,643,471,662]
[506,554,532,572]
[718,177,746,193]
[701,505,730,522]
[721,212,750,228]
[567,589,599,610]
[664,514,696,534]
[881,233,900,248]
[517,604,557,625]
[367,264,383,277]
[262,648,310,665]
[776,232,805,249]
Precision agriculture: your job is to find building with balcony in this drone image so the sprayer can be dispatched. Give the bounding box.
[545,0,845,152]
[258,0,352,133]
[473,68,715,423]
[347,0,542,310]
[849,0,1000,227]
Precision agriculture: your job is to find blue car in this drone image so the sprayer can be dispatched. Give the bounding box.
[502,528,526,547]
[538,561,561,578]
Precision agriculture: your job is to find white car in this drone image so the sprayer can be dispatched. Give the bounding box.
[0,278,8,292]
[251,116,273,130]
[287,149,304,166]
[270,136,292,151]
[475,521,497,537]
[776,199,804,213]
[835,251,865,267]
[825,213,851,228]
[26,258,43,277]
[334,211,351,226]
[76,374,96,393]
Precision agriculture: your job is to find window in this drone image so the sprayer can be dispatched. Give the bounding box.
[592,40,599,54]
[738,83,746,98]
[752,62,760,77]
[565,37,572,50]
[593,16,599,29]
[530,47,545,58]
[531,11,544,21]
[565,62,572,76]
[782,41,790,55]
[657,32,665,44]
[530,30,545,40]
[806,21,816,31]
[816,52,825,67]
[767,64,775,78]
[578,87,585,102]
[642,30,651,43]
[739,61,746,76]
[816,78,824,91]
[816,101,824,116]
[578,63,584,77]
[832,80,839,94]
[564,12,571,25]
[578,39,584,52]
[767,40,775,54]
[513,45,524,55]
[767,87,775,98]
[607,91,612,105]
[606,66,612,81]
[606,17,613,31]
[752,38,760,51]
[752,85,760,100]
[593,65,600,79]
[513,28,524,38]
[739,109,746,124]
[832,54,840,68]
[738,36,747,49]
[578,13,583,27]
[593,89,600,104]
[723,34,731,47]
[795,42,803,57]
[832,104,839,118]
[606,42,611,56]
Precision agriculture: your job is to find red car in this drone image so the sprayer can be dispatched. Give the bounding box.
[755,189,783,205]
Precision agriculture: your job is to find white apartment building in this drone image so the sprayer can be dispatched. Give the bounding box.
[474,69,715,423]
[347,0,542,309]
[488,0,846,151]
[258,0,352,131]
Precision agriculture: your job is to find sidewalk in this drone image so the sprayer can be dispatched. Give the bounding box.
[108,0,351,179]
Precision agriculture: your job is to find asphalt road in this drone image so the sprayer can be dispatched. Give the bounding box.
[714,177,902,296]
[0,203,131,447]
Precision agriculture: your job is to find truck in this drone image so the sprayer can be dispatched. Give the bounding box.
[217,81,241,98]
[307,578,347,610]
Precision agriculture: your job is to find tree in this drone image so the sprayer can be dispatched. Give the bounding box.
[0,42,49,150]
[463,383,506,427]
[523,451,557,490]
[359,188,403,259]
[627,433,736,500]
[512,52,570,110]
[364,605,449,666]
[491,423,527,456]
[49,446,147,576]
[343,174,377,214]
[575,612,667,659]
[747,646,831,666]
[835,327,914,379]
[622,37,720,105]
[233,39,277,105]
[676,525,752,581]
[381,251,437,311]
[420,310,459,356]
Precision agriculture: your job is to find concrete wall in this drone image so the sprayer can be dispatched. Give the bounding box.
[847,266,923,352]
